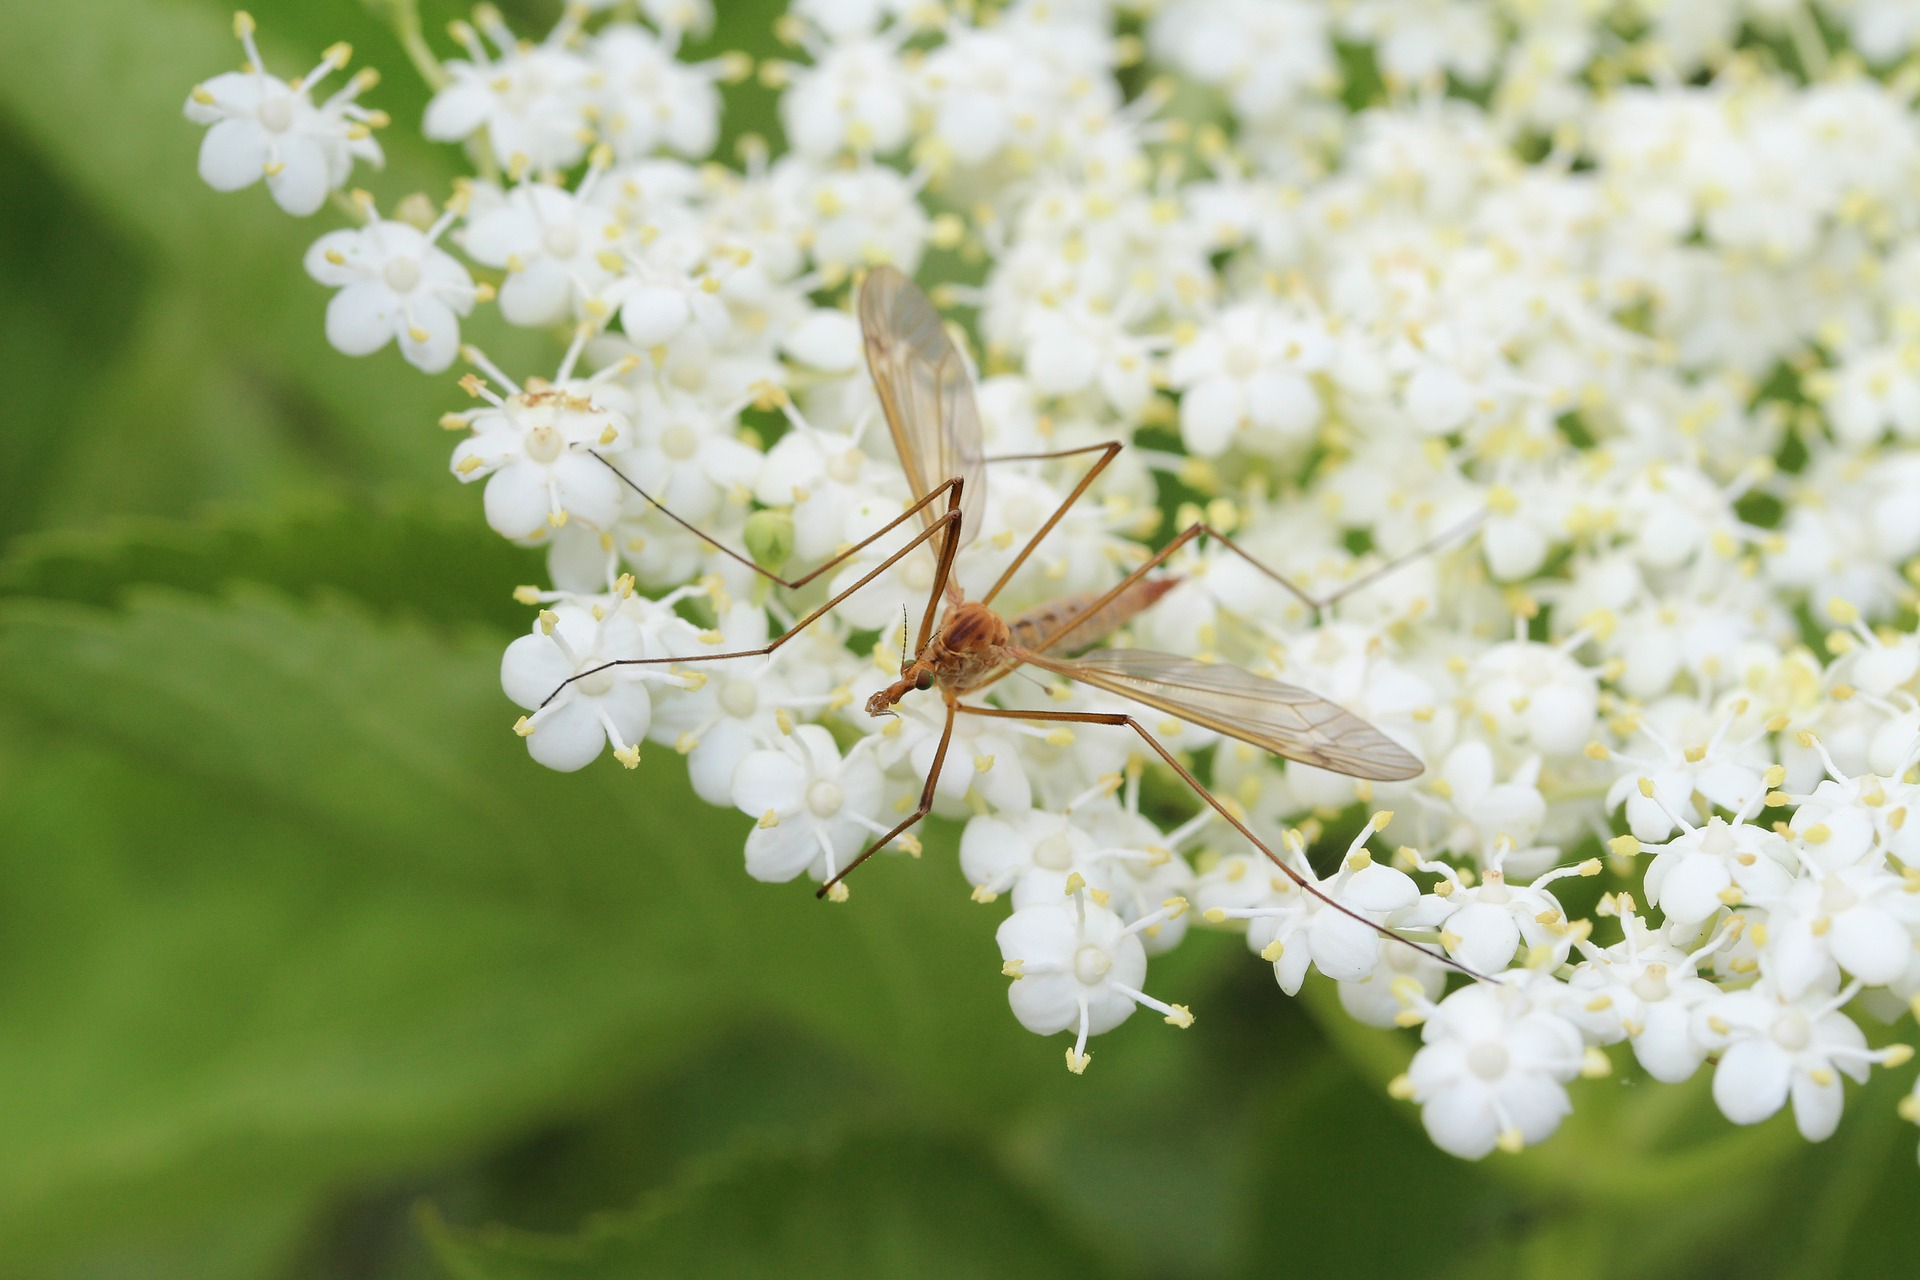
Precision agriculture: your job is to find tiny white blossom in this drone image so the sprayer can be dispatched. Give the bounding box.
[184,17,384,216]
[303,200,478,372]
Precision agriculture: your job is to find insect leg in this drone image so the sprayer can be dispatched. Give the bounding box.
[978,441,1124,606]
[953,703,1492,983]
[537,504,961,709]
[588,447,968,592]
[815,700,957,898]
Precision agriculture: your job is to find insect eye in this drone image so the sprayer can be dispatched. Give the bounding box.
[914,669,934,691]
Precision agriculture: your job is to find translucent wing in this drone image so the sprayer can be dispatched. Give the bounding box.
[1016,647,1424,781]
[860,265,985,600]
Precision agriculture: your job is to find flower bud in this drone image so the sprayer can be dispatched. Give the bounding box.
[744,509,795,574]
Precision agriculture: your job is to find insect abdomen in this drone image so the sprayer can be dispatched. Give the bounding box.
[1007,578,1178,654]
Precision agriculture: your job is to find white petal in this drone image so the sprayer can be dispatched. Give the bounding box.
[1421,1081,1500,1160]
[198,118,270,191]
[1789,1069,1846,1143]
[500,258,574,327]
[265,135,332,216]
[525,697,606,771]
[501,633,572,710]
[324,283,398,358]
[730,749,807,816]
[1712,1039,1792,1126]
[1828,905,1912,986]
[483,464,553,540]
[397,296,461,373]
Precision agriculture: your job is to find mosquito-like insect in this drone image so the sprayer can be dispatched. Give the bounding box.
[545,265,1483,976]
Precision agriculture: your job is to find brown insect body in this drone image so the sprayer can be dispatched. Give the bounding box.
[867,578,1181,716]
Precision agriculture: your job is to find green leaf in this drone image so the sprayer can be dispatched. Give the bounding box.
[0,0,556,502]
[0,491,541,632]
[0,586,1104,1269]
[422,1127,1106,1280]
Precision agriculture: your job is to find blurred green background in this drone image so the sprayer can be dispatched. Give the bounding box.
[1,0,1917,1276]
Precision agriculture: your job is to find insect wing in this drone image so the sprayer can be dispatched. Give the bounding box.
[1018,647,1424,781]
[859,266,985,592]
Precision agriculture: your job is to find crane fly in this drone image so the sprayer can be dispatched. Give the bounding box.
[549,265,1484,979]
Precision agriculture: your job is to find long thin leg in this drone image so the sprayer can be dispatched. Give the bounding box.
[1023,509,1480,658]
[816,699,957,898]
[538,503,961,708]
[955,703,1492,983]
[589,448,966,592]
[979,442,1124,606]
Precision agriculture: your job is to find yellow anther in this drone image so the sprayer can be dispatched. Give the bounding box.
[1002,958,1025,978]
[1717,886,1744,905]
[1165,1004,1195,1029]
[1767,792,1792,808]
[1259,938,1285,963]
[1763,764,1787,787]
[826,881,849,903]
[1064,872,1087,895]
[1883,1044,1914,1068]
[512,715,534,737]
[612,744,640,769]
[1708,1015,1731,1036]
[1387,1073,1415,1101]
[1585,742,1611,761]
[1046,728,1075,746]
[1586,995,1614,1012]
[970,885,999,904]
[1495,1128,1526,1155]
[757,809,779,829]
[537,609,559,635]
[1796,730,1819,749]
[1828,598,1860,625]
[1637,777,1655,798]
[1803,824,1832,844]
[1089,888,1111,907]
[1203,907,1228,924]
[1581,1047,1613,1079]
[1607,834,1641,857]
[1065,1048,1091,1074]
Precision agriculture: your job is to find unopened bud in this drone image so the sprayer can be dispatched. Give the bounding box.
[744,508,795,574]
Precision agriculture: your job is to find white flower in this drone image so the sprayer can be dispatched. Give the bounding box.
[648,603,818,804]
[1419,741,1549,870]
[461,178,621,327]
[503,597,681,772]
[450,360,635,538]
[184,16,383,216]
[1565,903,1725,1083]
[1416,850,1600,975]
[1756,854,1919,999]
[1167,303,1330,458]
[1643,815,1798,928]
[1466,640,1599,759]
[424,12,594,172]
[997,880,1193,1073]
[613,389,761,526]
[1401,978,1589,1159]
[780,32,913,159]
[730,725,887,885]
[1206,819,1423,995]
[591,23,724,162]
[303,202,478,372]
[1691,979,1903,1141]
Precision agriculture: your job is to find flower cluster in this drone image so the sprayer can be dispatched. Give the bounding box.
[189,1,1920,1162]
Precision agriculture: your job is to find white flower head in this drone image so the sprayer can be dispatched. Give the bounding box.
[303,196,479,372]
[1691,978,1907,1142]
[730,724,888,886]
[1401,977,1590,1160]
[997,878,1194,1073]
[424,9,595,173]
[185,14,385,216]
